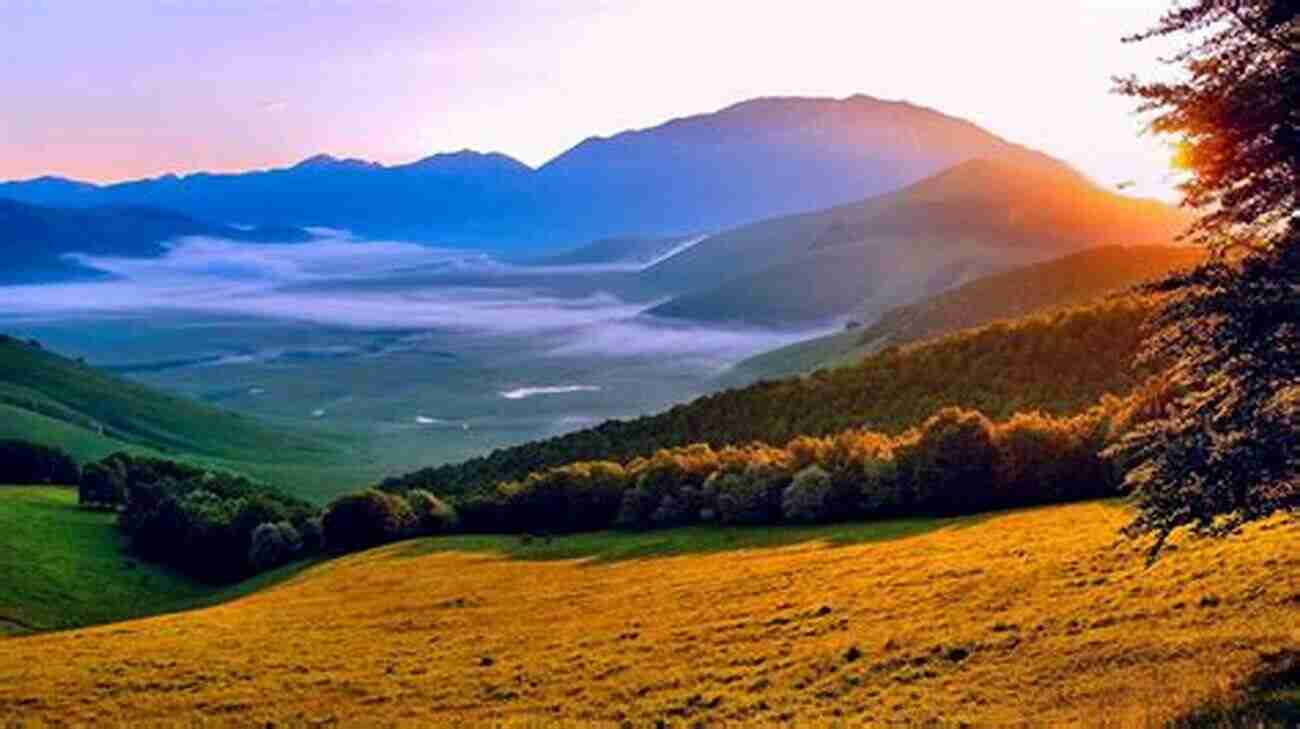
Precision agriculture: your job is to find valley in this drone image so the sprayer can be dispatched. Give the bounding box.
[3,4,1297,720]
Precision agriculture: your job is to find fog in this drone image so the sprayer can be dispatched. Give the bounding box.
[0,235,816,365]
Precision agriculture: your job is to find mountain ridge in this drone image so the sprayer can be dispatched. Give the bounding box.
[0,95,1054,250]
[639,153,1188,326]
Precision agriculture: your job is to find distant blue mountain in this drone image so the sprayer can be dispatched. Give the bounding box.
[0,198,312,283]
[0,96,1022,251]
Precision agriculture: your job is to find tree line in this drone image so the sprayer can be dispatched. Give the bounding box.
[385,299,1158,500]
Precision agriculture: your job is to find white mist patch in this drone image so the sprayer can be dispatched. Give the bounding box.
[0,233,826,370]
[639,234,708,269]
[544,317,817,367]
[499,385,603,400]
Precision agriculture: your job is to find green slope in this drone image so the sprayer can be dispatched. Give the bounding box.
[729,244,1205,382]
[388,297,1157,498]
[0,334,338,461]
[0,335,376,500]
[0,486,314,634]
[642,155,1188,326]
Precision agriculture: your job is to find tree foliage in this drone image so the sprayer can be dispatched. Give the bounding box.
[1114,0,1299,552]
[321,489,417,553]
[0,439,78,486]
[1116,0,1298,252]
[86,452,318,583]
[439,402,1126,537]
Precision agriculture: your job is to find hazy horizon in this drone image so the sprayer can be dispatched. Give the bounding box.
[2,1,1184,200]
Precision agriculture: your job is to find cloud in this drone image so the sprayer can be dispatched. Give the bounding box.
[0,234,821,366]
[544,318,815,366]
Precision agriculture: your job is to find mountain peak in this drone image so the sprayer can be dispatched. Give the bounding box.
[398,150,532,175]
[291,154,383,171]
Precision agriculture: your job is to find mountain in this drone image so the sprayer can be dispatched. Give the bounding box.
[529,235,698,267]
[641,154,1189,326]
[728,244,1205,382]
[0,96,1039,250]
[0,198,311,283]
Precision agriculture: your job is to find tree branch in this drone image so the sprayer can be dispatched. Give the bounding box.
[1225,1,1300,54]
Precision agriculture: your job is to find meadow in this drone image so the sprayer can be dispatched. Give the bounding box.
[0,487,311,634]
[1,500,1295,727]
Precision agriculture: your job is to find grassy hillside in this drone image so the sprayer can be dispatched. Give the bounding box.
[732,245,1204,382]
[0,487,311,634]
[643,155,1187,326]
[0,335,377,499]
[1,501,1294,726]
[389,297,1157,498]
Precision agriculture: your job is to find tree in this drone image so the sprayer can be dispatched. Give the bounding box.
[782,465,834,523]
[79,461,125,507]
[248,521,302,572]
[1113,1,1298,555]
[406,489,459,535]
[903,408,1000,515]
[322,489,417,552]
[1115,0,1298,253]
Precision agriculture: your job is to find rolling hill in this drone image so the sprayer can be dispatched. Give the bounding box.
[1,500,1294,726]
[0,96,1036,250]
[729,244,1206,382]
[0,334,371,498]
[0,487,309,634]
[0,198,310,283]
[386,296,1159,499]
[642,154,1188,327]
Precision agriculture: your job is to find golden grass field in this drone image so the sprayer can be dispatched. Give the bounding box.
[1,502,1296,728]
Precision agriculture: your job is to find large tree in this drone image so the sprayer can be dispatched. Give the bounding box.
[1112,0,1298,555]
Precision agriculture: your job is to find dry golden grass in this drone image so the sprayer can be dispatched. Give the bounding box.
[1,502,1296,728]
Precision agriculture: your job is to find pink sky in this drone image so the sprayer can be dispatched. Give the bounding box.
[0,1,1183,199]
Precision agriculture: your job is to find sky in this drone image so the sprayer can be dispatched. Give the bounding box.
[0,1,1185,199]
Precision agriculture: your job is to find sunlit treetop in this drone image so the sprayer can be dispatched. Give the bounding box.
[1116,0,1298,253]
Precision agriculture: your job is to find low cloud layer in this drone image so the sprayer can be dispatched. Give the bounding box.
[0,235,816,365]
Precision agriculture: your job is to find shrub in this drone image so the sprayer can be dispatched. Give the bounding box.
[322,489,417,552]
[904,408,1000,515]
[782,465,834,523]
[501,461,628,533]
[650,493,690,526]
[716,464,788,525]
[296,516,326,554]
[248,521,302,571]
[0,440,79,485]
[614,486,659,530]
[406,489,459,535]
[79,460,125,507]
[855,447,904,516]
[993,411,1115,506]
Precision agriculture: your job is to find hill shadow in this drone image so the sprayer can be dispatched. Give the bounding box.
[389,511,997,566]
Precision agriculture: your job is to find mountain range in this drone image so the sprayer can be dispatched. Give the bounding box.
[0,199,310,283]
[640,153,1188,326]
[1,96,1036,250]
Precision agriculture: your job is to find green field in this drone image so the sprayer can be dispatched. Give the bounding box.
[397,513,970,564]
[0,333,394,500]
[0,486,314,634]
[0,483,967,634]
